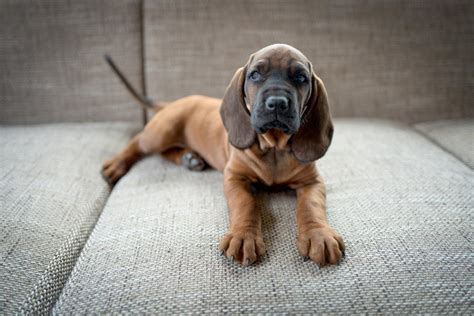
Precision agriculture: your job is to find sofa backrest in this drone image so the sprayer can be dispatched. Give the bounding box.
[0,0,144,124]
[1,0,472,125]
[144,0,473,123]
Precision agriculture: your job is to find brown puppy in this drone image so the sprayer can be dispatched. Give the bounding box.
[102,44,345,266]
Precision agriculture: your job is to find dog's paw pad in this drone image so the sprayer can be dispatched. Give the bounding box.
[182,151,206,171]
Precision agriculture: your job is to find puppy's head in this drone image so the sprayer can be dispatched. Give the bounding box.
[220,44,333,162]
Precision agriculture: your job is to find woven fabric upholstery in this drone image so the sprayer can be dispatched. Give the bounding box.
[0,122,138,313]
[143,0,474,123]
[0,0,143,124]
[415,119,474,169]
[53,120,473,314]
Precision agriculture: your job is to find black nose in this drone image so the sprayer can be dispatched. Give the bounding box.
[265,96,289,112]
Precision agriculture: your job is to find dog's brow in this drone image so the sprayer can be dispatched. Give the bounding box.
[251,59,269,73]
[291,61,310,75]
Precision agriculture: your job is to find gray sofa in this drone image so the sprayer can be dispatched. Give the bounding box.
[1,0,473,314]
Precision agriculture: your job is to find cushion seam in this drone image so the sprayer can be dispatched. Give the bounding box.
[411,125,473,170]
[18,185,114,314]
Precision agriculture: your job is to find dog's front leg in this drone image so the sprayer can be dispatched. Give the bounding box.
[219,169,265,266]
[296,177,345,266]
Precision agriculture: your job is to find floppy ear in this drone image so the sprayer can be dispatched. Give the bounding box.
[220,65,256,149]
[290,73,334,162]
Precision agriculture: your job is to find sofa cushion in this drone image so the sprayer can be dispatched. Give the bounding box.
[415,119,474,168]
[144,0,473,123]
[0,122,138,313]
[53,119,473,313]
[0,0,143,124]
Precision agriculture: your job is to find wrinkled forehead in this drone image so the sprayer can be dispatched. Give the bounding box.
[249,44,311,73]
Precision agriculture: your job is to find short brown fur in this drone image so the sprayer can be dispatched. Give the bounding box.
[102,44,344,266]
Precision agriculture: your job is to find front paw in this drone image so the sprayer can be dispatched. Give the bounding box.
[297,226,345,266]
[219,229,266,266]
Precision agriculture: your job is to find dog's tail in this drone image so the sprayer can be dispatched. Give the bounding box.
[104,54,165,112]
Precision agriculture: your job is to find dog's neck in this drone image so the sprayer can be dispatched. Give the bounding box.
[258,129,291,151]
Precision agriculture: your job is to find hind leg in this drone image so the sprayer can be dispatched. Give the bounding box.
[102,139,205,185]
[102,114,184,185]
[102,135,145,186]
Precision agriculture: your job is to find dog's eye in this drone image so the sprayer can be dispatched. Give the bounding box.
[295,74,308,84]
[249,71,263,82]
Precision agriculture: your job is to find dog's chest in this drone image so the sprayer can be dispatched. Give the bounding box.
[254,148,302,186]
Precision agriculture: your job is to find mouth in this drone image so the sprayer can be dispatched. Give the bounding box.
[255,120,293,134]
